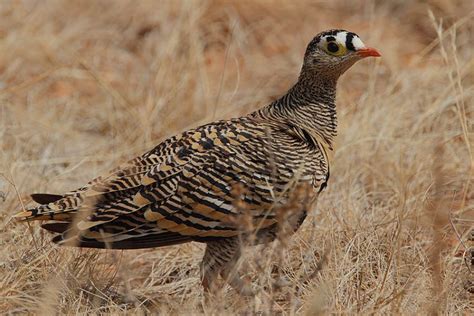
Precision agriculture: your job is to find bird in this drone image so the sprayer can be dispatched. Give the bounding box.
[14,29,380,294]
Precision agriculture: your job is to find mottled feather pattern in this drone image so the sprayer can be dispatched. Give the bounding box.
[18,115,328,245]
[18,116,328,246]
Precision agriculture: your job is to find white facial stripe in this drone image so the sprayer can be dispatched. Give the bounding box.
[351,36,365,50]
[335,32,348,46]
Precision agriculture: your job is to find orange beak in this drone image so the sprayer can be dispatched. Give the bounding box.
[356,47,381,58]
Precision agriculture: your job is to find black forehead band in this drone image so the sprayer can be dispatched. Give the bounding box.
[312,29,347,45]
[326,36,336,42]
[345,32,357,51]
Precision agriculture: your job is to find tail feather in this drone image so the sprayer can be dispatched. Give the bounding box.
[14,207,79,222]
[14,192,86,222]
[31,193,63,204]
[41,222,70,234]
[15,189,195,250]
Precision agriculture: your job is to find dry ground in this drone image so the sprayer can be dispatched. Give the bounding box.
[1,0,473,314]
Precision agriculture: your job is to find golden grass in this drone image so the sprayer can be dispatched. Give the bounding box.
[1,0,473,314]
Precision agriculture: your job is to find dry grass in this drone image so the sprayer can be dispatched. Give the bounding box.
[1,0,473,314]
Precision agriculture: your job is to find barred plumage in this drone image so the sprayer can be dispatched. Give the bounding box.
[14,29,380,294]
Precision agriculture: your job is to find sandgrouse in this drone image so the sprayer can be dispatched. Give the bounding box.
[15,29,380,294]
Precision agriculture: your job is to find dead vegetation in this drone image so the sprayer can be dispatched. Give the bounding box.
[0,0,473,314]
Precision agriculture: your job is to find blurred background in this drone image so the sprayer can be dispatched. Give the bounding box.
[0,0,473,314]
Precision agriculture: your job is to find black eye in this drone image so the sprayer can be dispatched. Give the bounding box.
[327,42,339,53]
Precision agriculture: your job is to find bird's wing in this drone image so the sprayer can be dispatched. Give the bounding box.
[15,119,310,248]
[74,120,290,244]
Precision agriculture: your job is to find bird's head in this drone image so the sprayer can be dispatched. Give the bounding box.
[302,29,380,80]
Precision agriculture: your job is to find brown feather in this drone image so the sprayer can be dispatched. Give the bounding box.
[52,232,193,249]
[41,222,70,234]
[31,193,63,204]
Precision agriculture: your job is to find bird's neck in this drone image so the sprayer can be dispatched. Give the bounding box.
[254,71,338,147]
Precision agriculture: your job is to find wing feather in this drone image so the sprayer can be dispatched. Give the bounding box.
[15,118,317,248]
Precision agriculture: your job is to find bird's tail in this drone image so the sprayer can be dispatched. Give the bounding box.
[14,193,194,249]
[13,193,81,222]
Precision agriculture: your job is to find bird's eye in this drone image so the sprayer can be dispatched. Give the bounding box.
[327,42,339,53]
[324,41,347,56]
